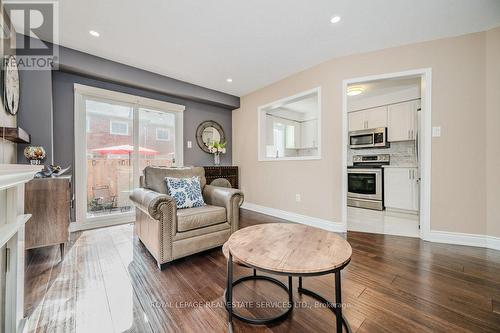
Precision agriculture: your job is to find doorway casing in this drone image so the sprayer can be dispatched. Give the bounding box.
[341,68,432,240]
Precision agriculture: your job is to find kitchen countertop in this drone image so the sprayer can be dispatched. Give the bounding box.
[382,165,418,168]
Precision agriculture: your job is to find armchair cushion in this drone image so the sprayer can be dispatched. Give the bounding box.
[177,205,226,232]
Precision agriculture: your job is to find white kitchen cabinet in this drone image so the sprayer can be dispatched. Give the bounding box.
[348,111,366,132]
[300,119,318,148]
[366,106,388,129]
[384,167,419,212]
[387,100,419,142]
[348,106,387,131]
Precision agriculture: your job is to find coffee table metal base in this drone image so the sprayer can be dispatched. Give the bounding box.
[225,254,351,333]
[224,268,294,325]
[298,275,352,333]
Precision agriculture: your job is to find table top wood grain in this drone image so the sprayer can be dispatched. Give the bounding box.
[223,223,352,275]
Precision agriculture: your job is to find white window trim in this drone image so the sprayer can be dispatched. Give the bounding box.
[257,87,322,161]
[74,83,186,112]
[73,84,184,229]
[109,120,130,136]
[156,127,171,141]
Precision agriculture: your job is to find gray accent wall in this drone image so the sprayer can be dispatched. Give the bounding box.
[17,69,54,164]
[52,71,233,168]
[58,46,239,110]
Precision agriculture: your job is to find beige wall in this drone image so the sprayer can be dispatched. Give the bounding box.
[486,27,500,238]
[233,29,499,236]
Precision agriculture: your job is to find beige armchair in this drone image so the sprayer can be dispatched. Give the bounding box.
[130,166,244,269]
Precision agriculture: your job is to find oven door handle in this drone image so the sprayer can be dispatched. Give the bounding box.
[347,169,382,176]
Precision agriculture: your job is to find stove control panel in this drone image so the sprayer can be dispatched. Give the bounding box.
[353,154,390,163]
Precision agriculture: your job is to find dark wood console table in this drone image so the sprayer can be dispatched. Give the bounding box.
[203,166,238,189]
[25,177,71,258]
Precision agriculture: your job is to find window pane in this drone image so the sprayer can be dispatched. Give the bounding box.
[139,108,176,172]
[86,99,134,217]
[273,122,285,158]
[285,125,295,148]
[110,121,129,135]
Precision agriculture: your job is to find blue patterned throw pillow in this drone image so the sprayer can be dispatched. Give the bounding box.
[165,176,205,209]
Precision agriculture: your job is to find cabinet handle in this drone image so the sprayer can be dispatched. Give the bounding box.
[408,130,410,139]
[5,248,10,273]
[409,169,411,179]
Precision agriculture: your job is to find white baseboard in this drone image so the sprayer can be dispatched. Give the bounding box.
[488,235,500,251]
[241,202,346,233]
[428,230,500,251]
[70,215,135,232]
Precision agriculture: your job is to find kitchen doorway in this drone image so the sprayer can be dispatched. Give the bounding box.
[342,69,432,239]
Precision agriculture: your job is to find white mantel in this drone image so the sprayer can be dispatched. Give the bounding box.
[0,164,43,191]
[0,164,42,333]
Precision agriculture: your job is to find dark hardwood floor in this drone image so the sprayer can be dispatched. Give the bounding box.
[24,209,500,332]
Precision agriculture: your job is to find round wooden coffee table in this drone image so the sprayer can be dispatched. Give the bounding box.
[222,223,352,333]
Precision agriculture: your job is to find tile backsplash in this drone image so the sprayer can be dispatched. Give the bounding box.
[348,141,417,166]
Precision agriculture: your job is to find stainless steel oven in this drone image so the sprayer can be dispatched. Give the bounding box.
[349,127,389,149]
[347,154,389,211]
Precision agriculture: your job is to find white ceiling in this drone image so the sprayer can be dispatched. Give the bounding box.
[14,0,500,96]
[348,77,421,101]
[267,94,319,121]
[283,95,319,114]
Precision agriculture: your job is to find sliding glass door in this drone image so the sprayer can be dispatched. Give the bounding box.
[86,99,135,218]
[75,85,184,227]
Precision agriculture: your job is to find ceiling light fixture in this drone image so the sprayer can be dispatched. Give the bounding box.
[330,16,341,24]
[347,86,364,96]
[89,30,100,37]
[226,78,233,83]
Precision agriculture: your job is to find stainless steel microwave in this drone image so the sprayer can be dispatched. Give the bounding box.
[349,127,389,149]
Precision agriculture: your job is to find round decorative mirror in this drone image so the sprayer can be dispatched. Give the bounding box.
[196,120,225,153]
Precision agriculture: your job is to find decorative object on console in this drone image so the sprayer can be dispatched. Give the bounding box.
[34,165,71,178]
[23,146,46,165]
[208,141,226,165]
[165,176,205,209]
[1,54,20,115]
[25,176,71,258]
[196,120,226,153]
[204,166,238,189]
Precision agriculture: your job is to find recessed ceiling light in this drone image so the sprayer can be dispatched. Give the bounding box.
[347,86,364,96]
[226,78,233,83]
[89,30,100,37]
[330,16,341,24]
